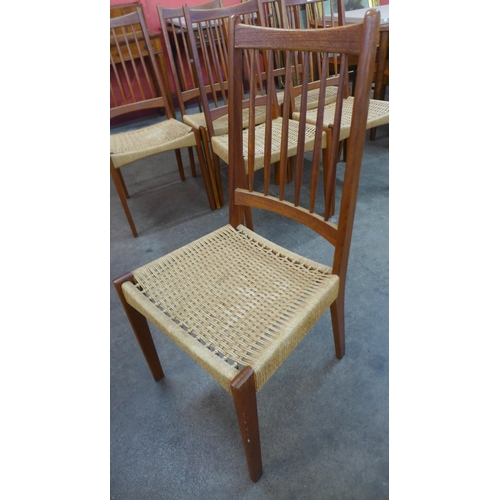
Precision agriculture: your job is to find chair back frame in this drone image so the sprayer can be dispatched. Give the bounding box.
[227,11,380,279]
[182,0,266,137]
[157,0,222,118]
[110,8,173,120]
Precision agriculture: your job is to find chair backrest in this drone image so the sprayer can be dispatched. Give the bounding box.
[258,0,283,28]
[280,0,329,29]
[157,0,222,118]
[227,11,380,278]
[182,0,265,136]
[110,8,173,120]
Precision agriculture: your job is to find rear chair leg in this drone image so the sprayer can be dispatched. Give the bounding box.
[113,272,165,381]
[330,286,346,359]
[231,366,263,483]
[188,146,197,178]
[174,149,186,181]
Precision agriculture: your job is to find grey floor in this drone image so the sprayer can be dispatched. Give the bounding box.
[110,117,389,499]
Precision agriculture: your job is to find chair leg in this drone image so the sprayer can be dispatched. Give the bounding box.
[230,366,263,483]
[330,286,346,360]
[110,161,138,238]
[113,272,165,381]
[192,131,217,211]
[174,149,186,181]
[115,166,130,198]
[199,127,221,209]
[188,146,197,178]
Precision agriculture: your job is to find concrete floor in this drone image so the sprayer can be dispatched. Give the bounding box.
[110,117,389,499]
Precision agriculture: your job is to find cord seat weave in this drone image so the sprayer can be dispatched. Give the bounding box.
[295,97,389,141]
[110,118,197,169]
[277,85,339,109]
[211,118,326,172]
[182,106,268,136]
[121,224,339,392]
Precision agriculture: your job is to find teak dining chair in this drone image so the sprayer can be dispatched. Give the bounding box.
[156,0,223,207]
[110,8,215,237]
[181,0,267,207]
[113,9,380,482]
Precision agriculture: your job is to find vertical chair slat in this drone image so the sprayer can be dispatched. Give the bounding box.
[247,50,257,190]
[262,49,274,197]
[293,50,309,207]
[308,50,329,213]
[324,52,348,220]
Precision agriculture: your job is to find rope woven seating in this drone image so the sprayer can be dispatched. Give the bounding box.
[121,224,339,393]
[295,97,389,141]
[211,117,326,172]
[110,119,197,169]
[182,105,268,136]
[277,85,339,109]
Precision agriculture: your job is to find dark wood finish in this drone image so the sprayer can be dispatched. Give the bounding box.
[230,367,263,483]
[113,272,165,381]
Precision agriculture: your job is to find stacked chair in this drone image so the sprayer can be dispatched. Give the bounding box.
[114,8,381,482]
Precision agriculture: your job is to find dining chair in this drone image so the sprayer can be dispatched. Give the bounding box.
[113,9,380,482]
[336,0,389,139]
[181,0,268,207]
[110,8,216,237]
[156,0,224,208]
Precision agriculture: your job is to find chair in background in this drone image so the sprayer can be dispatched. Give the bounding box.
[286,0,388,212]
[276,0,342,109]
[336,0,389,139]
[114,9,380,481]
[156,0,223,207]
[181,0,269,206]
[110,8,215,237]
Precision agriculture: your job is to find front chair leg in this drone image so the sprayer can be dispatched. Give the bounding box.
[230,366,263,483]
[113,272,165,381]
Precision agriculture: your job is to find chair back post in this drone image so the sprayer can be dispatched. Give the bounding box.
[331,9,380,280]
[110,8,174,120]
[228,16,246,228]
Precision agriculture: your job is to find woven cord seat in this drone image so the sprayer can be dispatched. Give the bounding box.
[277,85,339,110]
[110,119,198,169]
[182,105,268,137]
[211,117,326,172]
[121,224,339,392]
[295,97,389,142]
